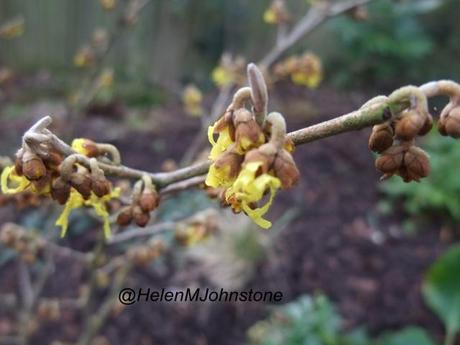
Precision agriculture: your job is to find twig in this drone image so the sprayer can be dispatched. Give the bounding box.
[19,80,460,191]
[108,221,175,244]
[181,0,375,165]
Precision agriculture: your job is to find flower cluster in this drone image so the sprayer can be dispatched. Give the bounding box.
[205,85,299,229]
[370,104,432,182]
[273,52,323,88]
[0,223,45,263]
[182,84,204,117]
[174,210,218,246]
[0,16,25,40]
[127,238,165,266]
[116,175,159,228]
[1,136,120,238]
[263,0,290,25]
[212,54,246,88]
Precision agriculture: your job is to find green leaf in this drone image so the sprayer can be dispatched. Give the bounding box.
[423,244,460,337]
[378,327,435,345]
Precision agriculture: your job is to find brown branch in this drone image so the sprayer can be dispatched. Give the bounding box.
[19,80,460,192]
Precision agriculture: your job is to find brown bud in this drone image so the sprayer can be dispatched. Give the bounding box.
[132,205,150,227]
[91,177,111,198]
[70,173,92,199]
[116,206,133,226]
[273,149,300,189]
[368,123,394,153]
[375,145,405,175]
[418,114,433,136]
[139,188,159,212]
[394,110,425,140]
[442,106,460,138]
[22,151,46,181]
[51,177,71,205]
[401,146,430,182]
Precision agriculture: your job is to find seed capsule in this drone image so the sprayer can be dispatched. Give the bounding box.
[273,149,300,189]
[442,106,460,138]
[116,206,133,226]
[418,114,433,136]
[70,173,92,199]
[139,188,159,213]
[394,110,425,140]
[132,205,150,227]
[51,177,71,205]
[375,145,405,175]
[91,176,111,198]
[401,146,430,182]
[368,123,394,153]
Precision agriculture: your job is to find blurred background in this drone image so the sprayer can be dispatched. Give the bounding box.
[1,0,460,344]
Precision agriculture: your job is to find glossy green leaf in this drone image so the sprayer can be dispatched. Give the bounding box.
[423,244,460,337]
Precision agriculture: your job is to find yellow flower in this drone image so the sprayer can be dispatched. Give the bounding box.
[263,8,277,24]
[182,84,204,117]
[71,138,98,157]
[208,125,233,161]
[0,17,25,40]
[225,161,281,229]
[1,165,50,195]
[205,163,234,189]
[1,166,30,194]
[291,71,321,89]
[97,69,114,88]
[56,188,120,238]
[212,66,234,87]
[100,0,116,10]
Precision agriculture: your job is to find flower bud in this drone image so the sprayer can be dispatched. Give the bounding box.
[22,151,46,181]
[401,146,430,182]
[91,176,111,198]
[273,149,300,189]
[70,173,92,199]
[368,123,394,153]
[139,188,159,213]
[132,205,150,227]
[116,206,133,226]
[394,110,425,140]
[51,177,71,205]
[375,145,405,175]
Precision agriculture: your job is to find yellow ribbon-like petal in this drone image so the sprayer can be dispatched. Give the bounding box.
[205,163,234,188]
[1,166,30,194]
[225,162,281,229]
[208,126,233,161]
[56,188,120,238]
